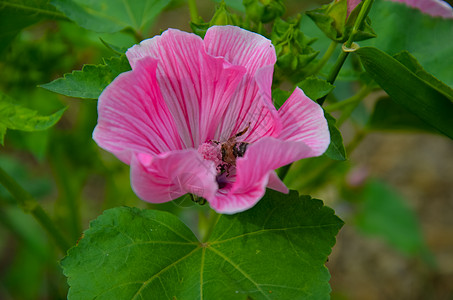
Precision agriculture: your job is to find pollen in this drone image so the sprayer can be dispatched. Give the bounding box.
[198,142,222,167]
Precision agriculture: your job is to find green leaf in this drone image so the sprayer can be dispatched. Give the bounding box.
[305,0,375,43]
[40,55,131,99]
[271,88,292,110]
[354,180,430,258]
[362,0,453,87]
[356,46,453,139]
[368,97,439,133]
[51,0,171,33]
[393,51,453,102]
[323,112,346,161]
[0,91,65,145]
[298,76,334,101]
[62,190,343,299]
[0,0,65,54]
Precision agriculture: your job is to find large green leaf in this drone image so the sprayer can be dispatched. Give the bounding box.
[40,55,131,99]
[51,0,171,33]
[367,97,439,134]
[0,92,65,145]
[356,47,453,139]
[362,0,453,87]
[393,51,453,102]
[0,0,65,54]
[62,190,343,299]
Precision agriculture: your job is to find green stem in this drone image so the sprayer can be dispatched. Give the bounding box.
[50,147,81,242]
[0,166,70,253]
[188,0,199,23]
[306,41,338,77]
[325,85,371,112]
[307,41,338,76]
[318,0,375,106]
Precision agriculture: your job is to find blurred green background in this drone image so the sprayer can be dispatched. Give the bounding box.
[0,0,452,299]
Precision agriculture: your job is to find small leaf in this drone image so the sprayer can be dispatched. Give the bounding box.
[368,97,438,133]
[323,112,346,161]
[40,55,131,99]
[354,180,430,258]
[0,91,65,145]
[51,0,171,33]
[62,190,343,299]
[356,47,453,139]
[298,76,334,101]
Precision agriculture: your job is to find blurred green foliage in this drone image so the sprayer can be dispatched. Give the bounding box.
[0,0,452,298]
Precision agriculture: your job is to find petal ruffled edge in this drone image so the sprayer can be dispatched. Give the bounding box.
[131,150,218,204]
[93,57,183,164]
[208,137,312,214]
[278,87,330,157]
[204,25,276,74]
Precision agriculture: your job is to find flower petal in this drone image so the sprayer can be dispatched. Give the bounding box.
[208,137,312,214]
[267,171,289,194]
[131,150,218,203]
[204,25,277,75]
[278,87,330,156]
[127,29,246,147]
[389,0,453,18]
[203,26,281,142]
[93,57,182,164]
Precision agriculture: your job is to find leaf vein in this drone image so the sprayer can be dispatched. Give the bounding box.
[208,247,271,300]
[210,223,341,245]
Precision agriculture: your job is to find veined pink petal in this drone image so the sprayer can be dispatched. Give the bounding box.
[204,26,277,75]
[347,0,362,16]
[131,150,218,203]
[391,0,453,18]
[278,88,330,157]
[127,29,246,147]
[93,57,183,164]
[203,26,281,142]
[208,137,313,214]
[267,171,289,194]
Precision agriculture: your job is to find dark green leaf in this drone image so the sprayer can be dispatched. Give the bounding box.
[356,46,453,139]
[354,180,430,258]
[62,190,343,299]
[0,0,65,54]
[40,55,131,99]
[0,92,65,145]
[51,0,171,33]
[298,76,334,101]
[368,97,439,133]
[362,0,453,87]
[323,112,346,161]
[394,51,453,102]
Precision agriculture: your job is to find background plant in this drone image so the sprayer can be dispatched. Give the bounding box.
[0,0,452,299]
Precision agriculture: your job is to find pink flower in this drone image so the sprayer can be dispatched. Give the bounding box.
[348,0,453,19]
[93,26,330,214]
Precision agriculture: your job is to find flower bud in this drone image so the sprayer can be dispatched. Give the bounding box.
[271,16,319,83]
[243,0,285,23]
